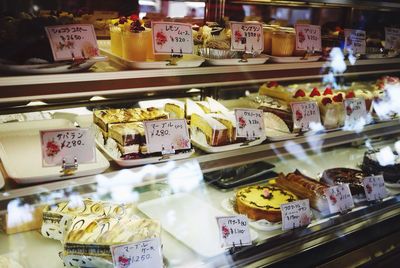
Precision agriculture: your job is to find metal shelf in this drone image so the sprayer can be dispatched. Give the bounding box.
[1,58,400,104]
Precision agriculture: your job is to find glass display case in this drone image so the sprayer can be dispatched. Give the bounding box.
[1,0,400,267]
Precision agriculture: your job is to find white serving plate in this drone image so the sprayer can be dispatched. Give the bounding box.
[364,51,399,59]
[0,119,109,184]
[0,57,106,75]
[267,55,321,63]
[96,140,195,167]
[137,193,258,258]
[205,54,269,66]
[98,40,204,69]
[190,126,266,153]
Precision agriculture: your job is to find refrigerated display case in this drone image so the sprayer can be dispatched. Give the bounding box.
[1,1,400,267]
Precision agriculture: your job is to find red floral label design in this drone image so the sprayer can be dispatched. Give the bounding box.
[117,255,131,267]
[156,31,167,46]
[238,116,247,128]
[329,194,337,205]
[222,224,230,239]
[46,140,60,157]
[366,184,373,194]
[346,105,353,116]
[295,110,303,121]
[298,31,305,43]
[234,30,243,43]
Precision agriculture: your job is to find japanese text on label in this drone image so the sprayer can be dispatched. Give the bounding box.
[40,128,95,166]
[111,238,163,268]
[230,22,263,52]
[144,119,191,154]
[45,24,99,61]
[344,98,367,127]
[344,29,366,54]
[290,102,321,131]
[281,199,312,230]
[362,175,388,201]
[216,215,251,248]
[325,184,354,214]
[152,22,193,54]
[295,24,322,51]
[235,109,264,140]
[385,27,400,50]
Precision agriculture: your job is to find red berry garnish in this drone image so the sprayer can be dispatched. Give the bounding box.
[129,14,139,21]
[294,89,306,98]
[310,87,321,97]
[323,87,333,95]
[345,91,355,99]
[321,97,332,106]
[267,81,278,88]
[333,93,344,102]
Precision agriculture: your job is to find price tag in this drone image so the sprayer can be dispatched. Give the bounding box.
[144,119,191,154]
[40,128,95,167]
[295,24,322,51]
[290,101,321,131]
[151,22,193,54]
[362,175,388,201]
[230,22,263,52]
[45,24,99,61]
[281,199,312,231]
[325,184,354,214]
[385,27,400,49]
[234,108,264,140]
[344,29,366,54]
[344,97,367,126]
[216,215,251,248]
[111,238,163,268]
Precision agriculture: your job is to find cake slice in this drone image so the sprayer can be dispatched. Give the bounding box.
[164,100,185,119]
[209,112,236,143]
[206,97,230,113]
[196,101,212,113]
[108,122,145,146]
[186,99,206,119]
[190,113,229,146]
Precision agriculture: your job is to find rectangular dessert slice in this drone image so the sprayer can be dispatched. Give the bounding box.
[206,97,230,113]
[209,113,237,143]
[164,100,185,119]
[190,113,229,146]
[108,122,145,146]
[196,101,212,113]
[186,98,206,119]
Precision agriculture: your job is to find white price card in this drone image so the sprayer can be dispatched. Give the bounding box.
[234,108,265,140]
[152,22,193,54]
[362,175,388,201]
[385,27,400,50]
[216,215,252,248]
[45,24,99,61]
[40,128,95,167]
[344,29,366,54]
[295,24,322,51]
[111,238,163,268]
[281,199,312,231]
[230,22,263,52]
[325,184,354,214]
[344,97,367,126]
[144,119,191,154]
[290,101,321,131]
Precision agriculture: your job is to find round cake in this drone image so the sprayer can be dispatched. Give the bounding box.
[321,168,365,196]
[235,185,297,222]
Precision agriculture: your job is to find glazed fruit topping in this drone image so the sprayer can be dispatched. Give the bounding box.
[267,81,279,88]
[294,89,306,98]
[323,87,333,95]
[321,97,332,106]
[310,87,321,97]
[130,20,145,33]
[345,91,355,99]
[332,93,343,102]
[118,16,127,25]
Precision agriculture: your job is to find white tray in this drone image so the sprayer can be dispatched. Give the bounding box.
[0,57,106,75]
[0,119,109,184]
[96,140,195,167]
[267,55,321,63]
[137,193,258,258]
[98,40,204,69]
[190,126,266,153]
[205,54,269,66]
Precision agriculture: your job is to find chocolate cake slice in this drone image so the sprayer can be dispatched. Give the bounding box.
[321,168,365,196]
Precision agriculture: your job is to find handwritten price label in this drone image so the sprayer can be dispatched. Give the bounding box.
[144,119,190,154]
[385,27,400,49]
[325,184,354,214]
[45,24,99,61]
[111,238,163,268]
[281,199,312,230]
[151,22,193,54]
[344,29,366,54]
[295,24,321,51]
[40,128,95,167]
[230,22,263,52]
[344,98,367,127]
[362,175,388,201]
[234,108,264,140]
[216,215,251,248]
[290,102,321,131]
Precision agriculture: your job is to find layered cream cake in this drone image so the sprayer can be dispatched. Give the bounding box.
[108,122,145,146]
[190,113,229,146]
[236,185,297,222]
